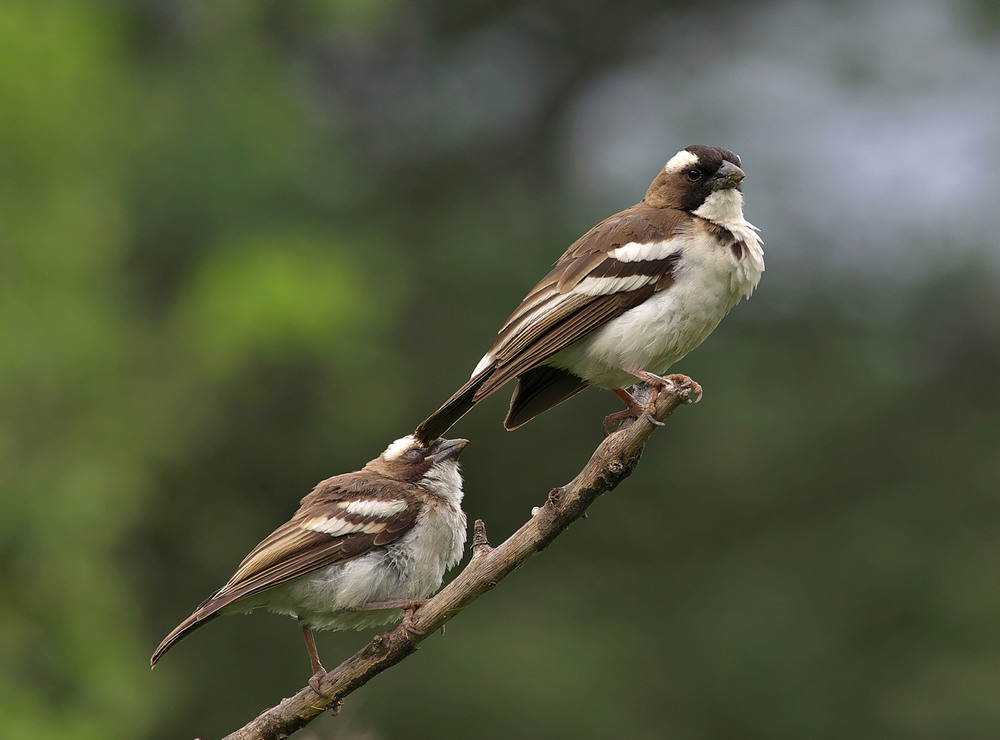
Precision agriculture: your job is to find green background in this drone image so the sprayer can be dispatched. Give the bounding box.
[2,1,999,738]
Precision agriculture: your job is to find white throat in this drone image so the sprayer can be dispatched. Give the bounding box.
[692,188,746,228]
[420,460,464,508]
[692,188,764,299]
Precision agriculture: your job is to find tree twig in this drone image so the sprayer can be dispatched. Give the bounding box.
[221,374,701,740]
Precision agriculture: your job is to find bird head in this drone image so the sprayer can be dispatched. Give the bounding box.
[368,435,469,483]
[644,145,746,214]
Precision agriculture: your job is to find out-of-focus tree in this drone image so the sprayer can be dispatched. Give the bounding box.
[2,1,999,738]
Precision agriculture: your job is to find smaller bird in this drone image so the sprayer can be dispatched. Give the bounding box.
[151,435,469,689]
[414,145,764,443]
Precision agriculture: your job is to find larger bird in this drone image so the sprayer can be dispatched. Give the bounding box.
[151,435,468,689]
[415,145,764,443]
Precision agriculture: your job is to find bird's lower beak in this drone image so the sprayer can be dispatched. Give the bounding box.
[431,437,469,463]
[711,161,745,190]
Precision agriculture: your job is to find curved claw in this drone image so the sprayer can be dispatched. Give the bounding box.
[663,373,703,404]
[402,608,426,637]
[642,411,665,427]
[308,672,326,696]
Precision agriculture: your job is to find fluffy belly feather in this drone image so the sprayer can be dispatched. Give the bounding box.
[549,257,743,389]
[237,502,467,631]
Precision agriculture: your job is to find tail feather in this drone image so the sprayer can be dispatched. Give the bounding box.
[151,606,221,668]
[414,371,491,445]
[504,366,588,430]
[151,586,242,667]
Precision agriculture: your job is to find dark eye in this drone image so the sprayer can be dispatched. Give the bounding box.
[686,169,702,182]
[405,448,424,460]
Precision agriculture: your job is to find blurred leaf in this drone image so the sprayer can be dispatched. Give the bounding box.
[172,230,388,380]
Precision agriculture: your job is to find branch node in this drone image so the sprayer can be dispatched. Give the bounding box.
[369,633,391,656]
[471,519,492,556]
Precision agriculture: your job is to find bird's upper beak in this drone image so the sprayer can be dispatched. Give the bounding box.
[430,437,469,463]
[711,160,745,191]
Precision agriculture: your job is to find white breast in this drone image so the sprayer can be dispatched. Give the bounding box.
[260,462,467,631]
[549,213,763,390]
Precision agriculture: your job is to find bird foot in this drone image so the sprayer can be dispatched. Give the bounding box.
[402,604,426,636]
[627,370,703,407]
[658,373,703,404]
[400,601,447,637]
[603,388,666,435]
[602,407,663,435]
[308,668,327,696]
[308,669,343,714]
[350,598,434,636]
[604,373,702,434]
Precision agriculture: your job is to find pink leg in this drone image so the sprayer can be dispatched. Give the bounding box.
[602,371,703,434]
[621,367,703,406]
[602,388,663,435]
[349,598,432,636]
[299,619,328,694]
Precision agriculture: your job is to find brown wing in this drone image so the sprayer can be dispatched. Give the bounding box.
[476,285,658,397]
[475,208,686,398]
[151,473,419,666]
[413,206,686,444]
[211,473,420,607]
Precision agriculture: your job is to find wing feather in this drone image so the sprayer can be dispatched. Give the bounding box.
[476,284,657,398]
[411,206,687,441]
[152,473,421,667]
[481,210,686,390]
[219,476,420,603]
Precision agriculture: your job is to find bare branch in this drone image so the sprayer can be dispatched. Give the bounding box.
[222,375,700,740]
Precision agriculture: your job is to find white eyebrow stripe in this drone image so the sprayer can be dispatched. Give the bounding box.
[608,240,679,263]
[303,515,388,536]
[382,435,416,461]
[663,149,699,174]
[340,499,408,518]
[573,274,656,296]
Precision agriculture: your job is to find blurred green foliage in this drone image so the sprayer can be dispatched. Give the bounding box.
[2,1,999,739]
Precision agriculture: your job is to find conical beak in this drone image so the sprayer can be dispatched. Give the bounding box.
[711,160,745,190]
[430,437,469,463]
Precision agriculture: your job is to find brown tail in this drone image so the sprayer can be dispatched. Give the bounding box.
[150,603,223,668]
[503,365,588,430]
[414,371,491,445]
